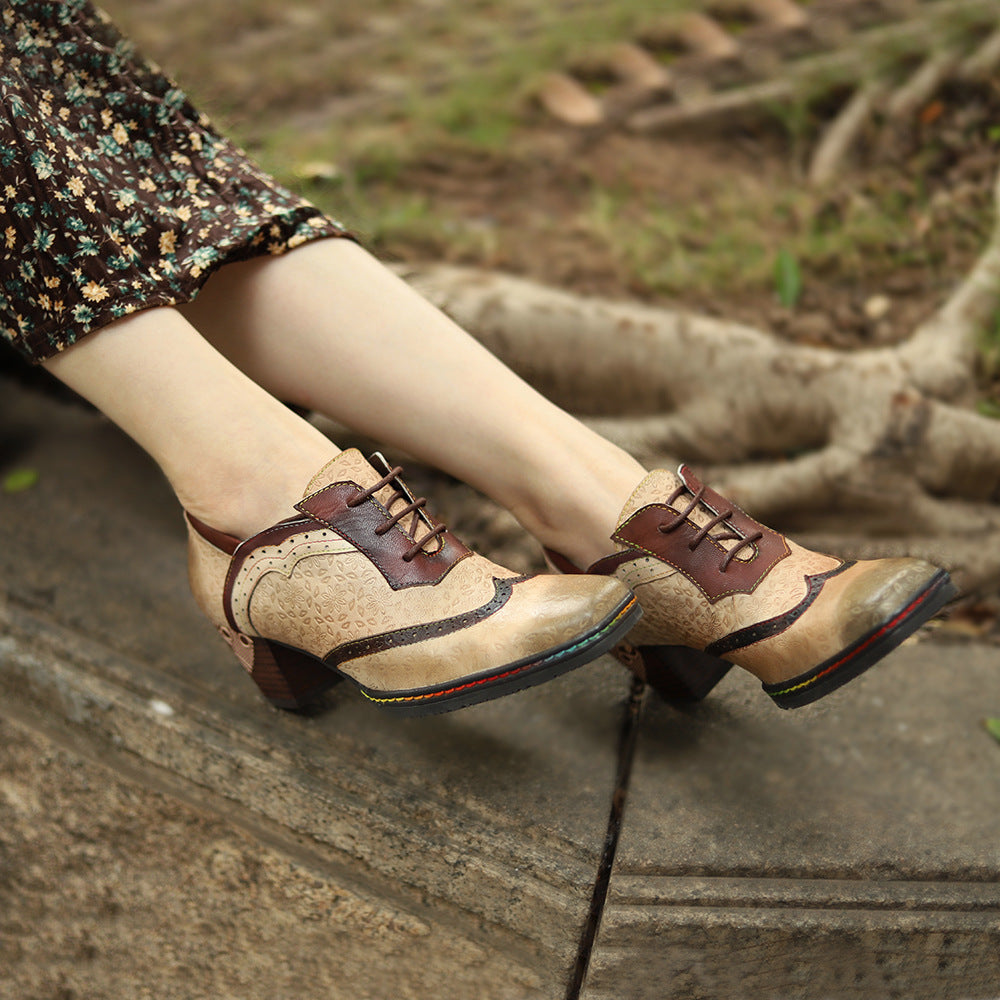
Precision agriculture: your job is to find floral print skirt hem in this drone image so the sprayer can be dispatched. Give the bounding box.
[1,0,349,364]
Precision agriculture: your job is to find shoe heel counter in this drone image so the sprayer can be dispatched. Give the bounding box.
[185,516,234,628]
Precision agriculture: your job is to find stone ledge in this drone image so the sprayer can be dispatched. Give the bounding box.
[604,874,1000,912]
[0,590,630,994]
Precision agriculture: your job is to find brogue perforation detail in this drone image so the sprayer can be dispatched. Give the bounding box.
[705,561,854,656]
[324,576,524,667]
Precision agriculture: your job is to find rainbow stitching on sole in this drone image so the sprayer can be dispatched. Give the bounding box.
[362,595,639,706]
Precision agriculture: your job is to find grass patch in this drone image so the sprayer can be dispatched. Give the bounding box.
[114,0,997,309]
[979,310,1000,379]
[577,172,949,301]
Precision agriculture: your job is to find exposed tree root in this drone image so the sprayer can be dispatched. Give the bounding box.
[392,170,1000,594]
[809,35,992,187]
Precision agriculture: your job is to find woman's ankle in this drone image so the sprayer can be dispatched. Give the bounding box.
[504,445,647,570]
[176,441,340,540]
[42,307,343,540]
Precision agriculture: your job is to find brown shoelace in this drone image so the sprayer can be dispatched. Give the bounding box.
[658,483,762,572]
[346,465,447,562]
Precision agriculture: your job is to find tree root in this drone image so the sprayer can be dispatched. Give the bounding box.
[392,169,1000,594]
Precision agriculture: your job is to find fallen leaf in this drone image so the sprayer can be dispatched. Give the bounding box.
[920,100,944,126]
[3,468,39,494]
[293,161,341,183]
[537,73,603,127]
[985,718,1000,745]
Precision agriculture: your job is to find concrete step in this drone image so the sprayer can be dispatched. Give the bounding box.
[585,644,1000,998]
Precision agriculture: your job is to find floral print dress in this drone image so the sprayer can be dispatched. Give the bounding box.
[0,0,347,363]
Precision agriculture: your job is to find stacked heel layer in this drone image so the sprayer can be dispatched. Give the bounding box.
[219,594,642,717]
[218,625,342,710]
[762,570,958,710]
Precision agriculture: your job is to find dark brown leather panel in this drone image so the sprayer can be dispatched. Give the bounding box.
[612,467,790,603]
[587,550,639,576]
[296,481,472,590]
[544,548,582,575]
[186,512,241,556]
[543,546,635,578]
[683,466,776,551]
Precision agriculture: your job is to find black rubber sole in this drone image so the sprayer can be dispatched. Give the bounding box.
[359,594,643,717]
[762,570,958,709]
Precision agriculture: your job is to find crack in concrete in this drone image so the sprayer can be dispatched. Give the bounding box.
[566,676,647,1000]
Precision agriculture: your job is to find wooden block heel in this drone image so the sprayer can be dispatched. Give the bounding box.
[217,625,342,710]
[614,642,732,703]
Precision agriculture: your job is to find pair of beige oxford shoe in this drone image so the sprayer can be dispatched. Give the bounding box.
[186,450,954,716]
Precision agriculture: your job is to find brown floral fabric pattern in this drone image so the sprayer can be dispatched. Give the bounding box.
[0,0,347,363]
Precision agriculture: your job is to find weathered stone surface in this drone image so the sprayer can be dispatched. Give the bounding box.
[0,383,631,996]
[7,380,1000,999]
[0,713,547,1000]
[585,644,1000,999]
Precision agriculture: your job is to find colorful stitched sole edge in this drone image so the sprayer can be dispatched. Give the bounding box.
[359,594,642,717]
[762,570,957,710]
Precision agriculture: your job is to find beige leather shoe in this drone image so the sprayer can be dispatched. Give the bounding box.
[548,465,956,709]
[187,450,641,716]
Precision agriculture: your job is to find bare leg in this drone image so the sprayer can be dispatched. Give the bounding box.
[180,239,646,567]
[40,246,945,706]
[43,308,339,538]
